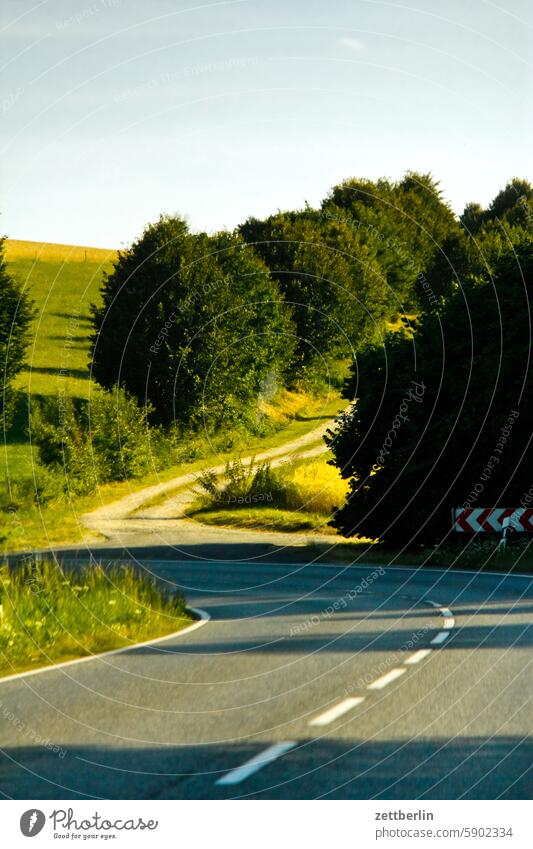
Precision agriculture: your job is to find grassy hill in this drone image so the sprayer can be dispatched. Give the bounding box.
[3,240,117,490]
[5,239,117,399]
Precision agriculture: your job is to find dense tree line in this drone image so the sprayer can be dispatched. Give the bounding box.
[91,171,458,430]
[6,170,521,528]
[327,181,533,543]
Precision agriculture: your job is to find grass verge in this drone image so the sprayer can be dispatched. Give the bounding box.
[0,559,192,677]
[188,507,336,534]
[304,537,533,574]
[187,454,348,535]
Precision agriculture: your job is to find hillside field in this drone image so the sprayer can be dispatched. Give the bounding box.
[3,240,117,487]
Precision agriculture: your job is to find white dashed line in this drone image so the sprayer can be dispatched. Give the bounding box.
[404,648,433,665]
[215,741,297,786]
[431,631,450,645]
[309,697,365,726]
[367,667,406,690]
[425,602,456,644]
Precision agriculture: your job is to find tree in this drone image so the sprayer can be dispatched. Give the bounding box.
[321,172,459,310]
[327,237,533,544]
[424,179,533,304]
[90,216,294,429]
[0,238,33,428]
[240,208,389,381]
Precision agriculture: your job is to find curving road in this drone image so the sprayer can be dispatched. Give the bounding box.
[2,412,532,799]
[0,555,532,800]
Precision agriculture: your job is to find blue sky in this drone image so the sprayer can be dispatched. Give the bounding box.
[1,0,531,247]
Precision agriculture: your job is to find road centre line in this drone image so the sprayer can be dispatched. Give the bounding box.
[367,667,406,689]
[431,631,450,645]
[404,648,432,664]
[214,597,454,788]
[215,741,297,786]
[309,697,365,726]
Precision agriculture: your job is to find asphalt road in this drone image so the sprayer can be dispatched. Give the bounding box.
[0,554,532,799]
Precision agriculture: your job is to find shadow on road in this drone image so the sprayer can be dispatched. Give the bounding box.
[1,736,530,800]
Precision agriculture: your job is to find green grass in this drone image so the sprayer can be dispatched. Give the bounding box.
[188,506,337,534]
[3,239,116,493]
[5,239,116,400]
[0,558,192,677]
[2,240,119,550]
[304,537,533,574]
[2,390,344,552]
[188,454,348,535]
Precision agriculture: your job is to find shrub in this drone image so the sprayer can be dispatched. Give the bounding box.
[196,458,285,507]
[31,387,163,494]
[195,456,347,516]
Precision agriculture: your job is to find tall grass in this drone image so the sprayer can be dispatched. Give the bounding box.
[195,455,348,517]
[0,559,190,676]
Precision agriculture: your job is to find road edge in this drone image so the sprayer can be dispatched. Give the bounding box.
[0,606,210,685]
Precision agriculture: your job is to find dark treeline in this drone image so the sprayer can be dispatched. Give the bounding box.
[6,172,531,539]
[89,171,459,428]
[327,178,533,543]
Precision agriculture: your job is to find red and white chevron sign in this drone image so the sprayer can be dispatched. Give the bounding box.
[454,507,533,533]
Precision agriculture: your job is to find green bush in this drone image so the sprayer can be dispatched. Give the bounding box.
[196,458,285,507]
[0,465,64,513]
[91,216,295,429]
[31,387,164,494]
[195,456,346,516]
